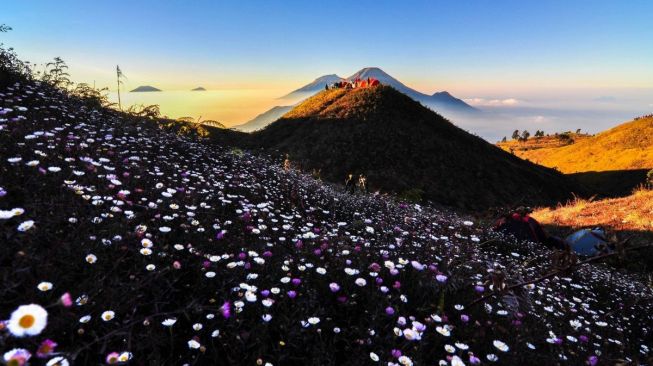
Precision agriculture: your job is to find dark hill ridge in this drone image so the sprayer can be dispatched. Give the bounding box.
[252,86,583,209]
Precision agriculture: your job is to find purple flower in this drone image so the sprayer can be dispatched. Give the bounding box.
[261,290,270,297]
[291,278,301,286]
[436,274,448,283]
[287,290,297,299]
[0,187,6,197]
[460,314,470,322]
[36,339,57,358]
[385,306,395,315]
[263,251,272,257]
[216,230,225,240]
[329,283,340,292]
[588,355,598,366]
[469,355,481,364]
[220,301,231,319]
[579,335,589,343]
[474,285,485,293]
[391,349,402,358]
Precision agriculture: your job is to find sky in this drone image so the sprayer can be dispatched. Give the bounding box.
[2,0,652,135]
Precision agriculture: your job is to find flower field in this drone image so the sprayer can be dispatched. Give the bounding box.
[1,79,652,365]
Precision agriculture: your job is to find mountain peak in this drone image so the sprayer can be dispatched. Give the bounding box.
[348,67,394,80]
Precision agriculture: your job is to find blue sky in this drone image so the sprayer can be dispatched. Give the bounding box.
[2,0,652,135]
[4,0,652,90]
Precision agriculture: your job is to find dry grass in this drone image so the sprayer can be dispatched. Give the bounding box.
[533,188,653,231]
[501,117,653,173]
[497,133,591,153]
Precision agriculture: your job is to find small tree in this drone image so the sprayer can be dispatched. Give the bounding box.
[576,128,581,134]
[521,130,530,141]
[512,130,520,140]
[43,57,72,89]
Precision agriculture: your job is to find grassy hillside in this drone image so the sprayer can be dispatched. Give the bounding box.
[497,133,591,153]
[252,86,583,209]
[533,188,653,232]
[506,117,653,173]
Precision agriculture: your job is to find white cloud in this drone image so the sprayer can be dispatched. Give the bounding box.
[464,97,521,106]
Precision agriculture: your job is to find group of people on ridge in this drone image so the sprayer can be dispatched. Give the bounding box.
[326,77,381,90]
[345,173,367,194]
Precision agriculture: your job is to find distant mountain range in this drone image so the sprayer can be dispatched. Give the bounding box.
[192,86,206,91]
[234,67,476,132]
[130,85,161,92]
[236,106,293,132]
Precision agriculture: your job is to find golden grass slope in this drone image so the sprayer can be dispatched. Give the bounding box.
[497,133,591,153]
[533,188,653,232]
[509,116,653,173]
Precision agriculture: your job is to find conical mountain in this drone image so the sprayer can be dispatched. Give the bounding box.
[252,85,582,209]
[347,67,476,113]
[281,74,345,100]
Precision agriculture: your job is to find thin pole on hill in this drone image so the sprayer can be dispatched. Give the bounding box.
[116,65,123,111]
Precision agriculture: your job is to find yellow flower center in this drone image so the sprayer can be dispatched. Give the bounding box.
[19,314,35,328]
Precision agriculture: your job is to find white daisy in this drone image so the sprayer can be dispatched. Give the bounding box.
[493,340,509,352]
[161,318,177,327]
[17,220,35,232]
[101,311,115,321]
[37,282,53,291]
[7,304,48,337]
[46,356,70,366]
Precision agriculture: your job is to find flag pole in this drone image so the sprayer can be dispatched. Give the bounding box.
[116,65,122,111]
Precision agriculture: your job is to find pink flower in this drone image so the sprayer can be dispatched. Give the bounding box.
[4,349,31,365]
[60,292,73,307]
[173,261,181,269]
[106,352,120,364]
[36,339,57,358]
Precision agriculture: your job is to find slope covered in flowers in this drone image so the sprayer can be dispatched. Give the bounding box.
[1,80,652,365]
